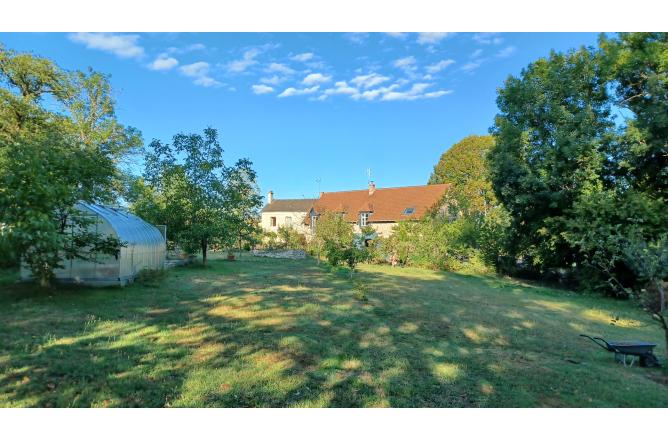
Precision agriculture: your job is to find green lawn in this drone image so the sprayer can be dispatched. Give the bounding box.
[1,254,666,407]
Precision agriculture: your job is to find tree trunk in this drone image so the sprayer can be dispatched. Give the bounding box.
[39,273,51,289]
[238,235,242,259]
[652,280,667,355]
[37,263,51,289]
[201,238,208,266]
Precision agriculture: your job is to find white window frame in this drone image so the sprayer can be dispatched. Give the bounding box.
[285,216,292,226]
[310,215,317,232]
[359,212,370,227]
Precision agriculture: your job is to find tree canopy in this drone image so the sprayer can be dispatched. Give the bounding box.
[0,45,140,286]
[489,32,668,296]
[130,127,262,265]
[428,134,497,218]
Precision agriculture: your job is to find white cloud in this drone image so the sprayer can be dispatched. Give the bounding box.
[344,33,369,44]
[180,62,209,77]
[267,63,296,75]
[166,43,207,55]
[386,32,408,39]
[471,49,483,59]
[351,73,390,89]
[473,33,503,45]
[416,32,453,45]
[252,84,274,94]
[179,62,221,87]
[461,60,483,72]
[496,46,517,58]
[260,75,285,85]
[68,33,144,59]
[352,86,397,101]
[194,76,221,87]
[302,73,332,85]
[393,56,417,69]
[278,86,320,98]
[148,54,179,71]
[322,81,359,97]
[186,43,206,51]
[425,59,455,73]
[291,52,314,62]
[381,83,452,101]
[317,80,452,102]
[227,48,261,73]
[423,90,452,99]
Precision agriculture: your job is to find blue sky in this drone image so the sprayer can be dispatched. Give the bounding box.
[1,32,601,200]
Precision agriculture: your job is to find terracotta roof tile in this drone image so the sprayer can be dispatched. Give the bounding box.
[307,184,450,224]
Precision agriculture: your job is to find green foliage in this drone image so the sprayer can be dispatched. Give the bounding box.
[490,33,667,295]
[138,128,226,264]
[0,46,135,286]
[490,46,615,272]
[477,206,512,269]
[353,281,369,302]
[261,231,279,249]
[621,234,668,353]
[599,33,668,198]
[428,134,497,218]
[0,232,17,268]
[382,218,489,273]
[223,158,263,254]
[276,225,307,249]
[135,268,167,288]
[310,212,368,276]
[130,128,262,265]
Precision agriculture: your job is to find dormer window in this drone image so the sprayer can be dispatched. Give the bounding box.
[403,207,415,215]
[359,212,370,227]
[310,214,318,232]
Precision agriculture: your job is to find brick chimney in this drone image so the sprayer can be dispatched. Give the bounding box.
[267,190,274,204]
[368,181,376,195]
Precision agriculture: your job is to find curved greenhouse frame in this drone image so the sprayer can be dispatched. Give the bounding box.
[21,202,167,286]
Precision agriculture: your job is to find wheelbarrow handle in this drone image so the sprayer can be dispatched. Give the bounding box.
[580,334,615,352]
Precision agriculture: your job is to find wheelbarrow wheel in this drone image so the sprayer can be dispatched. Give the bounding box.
[639,353,661,368]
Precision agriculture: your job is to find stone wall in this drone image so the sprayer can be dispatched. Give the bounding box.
[251,249,307,259]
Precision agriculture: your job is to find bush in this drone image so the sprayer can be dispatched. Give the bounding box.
[0,234,18,268]
[353,281,369,302]
[135,268,167,287]
[276,225,307,249]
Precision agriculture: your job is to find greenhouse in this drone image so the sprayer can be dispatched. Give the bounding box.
[21,202,167,286]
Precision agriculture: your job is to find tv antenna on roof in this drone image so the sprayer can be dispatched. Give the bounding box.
[366,168,372,183]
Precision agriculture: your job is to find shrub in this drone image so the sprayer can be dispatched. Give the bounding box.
[276,225,306,249]
[135,268,167,287]
[353,281,369,302]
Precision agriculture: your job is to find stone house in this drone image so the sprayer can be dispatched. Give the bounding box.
[305,182,451,237]
[260,191,315,236]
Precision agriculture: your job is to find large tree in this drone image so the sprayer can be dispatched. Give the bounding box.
[489,46,616,271]
[0,46,139,286]
[490,33,667,298]
[599,33,668,198]
[428,134,497,218]
[140,128,261,265]
[143,128,226,265]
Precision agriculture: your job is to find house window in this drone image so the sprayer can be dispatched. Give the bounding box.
[359,212,370,227]
[403,207,415,215]
[285,216,292,226]
[310,215,317,232]
[270,216,277,227]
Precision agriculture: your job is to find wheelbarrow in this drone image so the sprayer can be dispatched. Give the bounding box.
[580,334,660,367]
